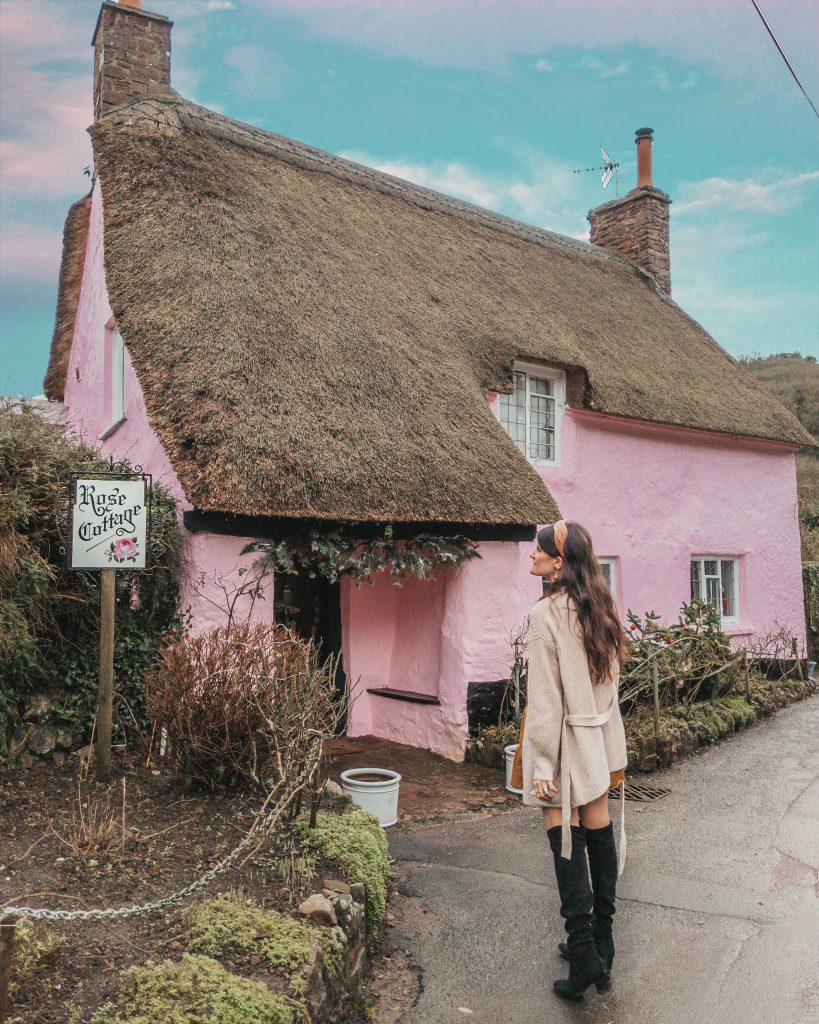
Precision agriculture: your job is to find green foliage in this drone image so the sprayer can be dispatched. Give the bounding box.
[0,404,180,757]
[294,808,390,935]
[186,891,343,981]
[9,919,65,1000]
[244,523,480,587]
[87,954,296,1024]
[621,601,742,709]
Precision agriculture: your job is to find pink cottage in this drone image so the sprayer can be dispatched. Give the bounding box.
[44,1,812,760]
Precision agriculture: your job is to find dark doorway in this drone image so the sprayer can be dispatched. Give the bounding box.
[274,571,348,731]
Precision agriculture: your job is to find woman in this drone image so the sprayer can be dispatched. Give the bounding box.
[522,519,629,1000]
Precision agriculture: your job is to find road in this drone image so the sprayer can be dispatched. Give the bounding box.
[387,694,819,1024]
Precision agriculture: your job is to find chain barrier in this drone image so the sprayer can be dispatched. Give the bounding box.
[0,739,323,926]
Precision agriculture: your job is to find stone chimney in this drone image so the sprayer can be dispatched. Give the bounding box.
[588,128,672,295]
[92,0,173,121]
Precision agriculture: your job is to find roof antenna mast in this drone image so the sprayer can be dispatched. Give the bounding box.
[573,147,620,197]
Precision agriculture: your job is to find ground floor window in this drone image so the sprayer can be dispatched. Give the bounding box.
[598,558,616,592]
[690,557,739,624]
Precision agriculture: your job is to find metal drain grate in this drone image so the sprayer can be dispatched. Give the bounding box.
[609,782,671,802]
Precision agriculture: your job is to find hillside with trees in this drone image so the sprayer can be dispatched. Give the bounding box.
[739,352,818,560]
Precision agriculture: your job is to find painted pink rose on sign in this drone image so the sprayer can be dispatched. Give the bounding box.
[108,537,140,563]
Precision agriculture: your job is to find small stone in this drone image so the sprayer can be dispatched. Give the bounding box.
[28,725,57,757]
[23,693,52,722]
[458,1010,474,1016]
[323,877,351,895]
[51,751,66,767]
[323,779,344,798]
[350,882,366,903]
[298,893,337,927]
[249,954,261,965]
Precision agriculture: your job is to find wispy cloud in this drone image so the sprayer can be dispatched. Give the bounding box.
[577,55,632,78]
[223,43,293,102]
[651,68,698,91]
[251,0,816,87]
[532,58,559,73]
[675,170,819,216]
[339,151,590,236]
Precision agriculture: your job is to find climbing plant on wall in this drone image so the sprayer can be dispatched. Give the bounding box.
[244,524,480,586]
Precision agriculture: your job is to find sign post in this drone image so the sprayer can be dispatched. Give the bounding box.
[69,472,150,784]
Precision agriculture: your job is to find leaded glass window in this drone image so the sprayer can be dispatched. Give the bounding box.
[499,368,560,462]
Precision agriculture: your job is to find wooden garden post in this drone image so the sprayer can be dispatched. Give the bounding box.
[96,568,116,783]
[0,916,17,1024]
[792,637,804,682]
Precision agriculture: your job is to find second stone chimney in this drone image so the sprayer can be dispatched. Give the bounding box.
[588,128,672,295]
[92,0,173,121]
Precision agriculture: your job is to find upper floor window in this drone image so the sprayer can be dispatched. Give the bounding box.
[101,324,126,439]
[499,364,565,464]
[690,557,739,625]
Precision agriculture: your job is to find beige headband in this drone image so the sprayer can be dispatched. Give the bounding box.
[553,519,568,557]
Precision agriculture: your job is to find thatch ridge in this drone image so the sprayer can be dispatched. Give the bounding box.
[44,193,92,401]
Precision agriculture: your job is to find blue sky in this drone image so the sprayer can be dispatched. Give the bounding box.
[1,0,817,397]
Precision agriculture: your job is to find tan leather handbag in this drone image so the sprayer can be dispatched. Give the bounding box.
[510,706,527,791]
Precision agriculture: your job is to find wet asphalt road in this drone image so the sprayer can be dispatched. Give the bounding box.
[387,694,819,1024]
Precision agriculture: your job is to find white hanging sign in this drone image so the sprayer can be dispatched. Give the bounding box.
[70,476,149,570]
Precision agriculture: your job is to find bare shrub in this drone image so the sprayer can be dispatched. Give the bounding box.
[145,622,345,792]
[53,779,131,859]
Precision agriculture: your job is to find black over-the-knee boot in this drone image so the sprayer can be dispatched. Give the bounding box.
[585,821,618,971]
[547,824,608,1000]
[558,821,618,973]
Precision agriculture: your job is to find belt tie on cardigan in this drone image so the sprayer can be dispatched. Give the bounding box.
[560,687,627,877]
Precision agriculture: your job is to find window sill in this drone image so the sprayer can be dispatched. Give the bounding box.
[721,624,751,636]
[99,416,127,441]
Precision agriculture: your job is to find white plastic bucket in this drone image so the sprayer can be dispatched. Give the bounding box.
[339,768,402,827]
[504,744,523,794]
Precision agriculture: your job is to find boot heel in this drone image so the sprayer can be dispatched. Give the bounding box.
[595,972,611,993]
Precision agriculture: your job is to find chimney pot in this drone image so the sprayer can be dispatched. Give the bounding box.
[635,126,654,188]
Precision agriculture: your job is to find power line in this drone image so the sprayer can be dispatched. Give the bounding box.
[749,0,819,119]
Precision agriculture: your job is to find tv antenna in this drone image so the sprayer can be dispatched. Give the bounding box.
[573,146,620,196]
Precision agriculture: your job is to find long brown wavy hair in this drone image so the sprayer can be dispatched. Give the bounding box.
[537,521,628,685]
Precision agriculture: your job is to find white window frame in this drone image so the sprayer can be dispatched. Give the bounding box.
[498,362,565,465]
[690,556,740,626]
[111,327,125,425]
[100,325,126,440]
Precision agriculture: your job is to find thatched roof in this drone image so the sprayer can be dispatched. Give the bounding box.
[47,93,812,525]
[45,193,91,402]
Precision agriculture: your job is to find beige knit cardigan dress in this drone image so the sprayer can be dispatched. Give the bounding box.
[521,589,629,876]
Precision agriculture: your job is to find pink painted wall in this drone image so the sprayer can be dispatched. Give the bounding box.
[347,396,805,760]
[61,182,273,628]
[60,182,806,763]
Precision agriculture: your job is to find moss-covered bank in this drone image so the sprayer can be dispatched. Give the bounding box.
[294,807,390,935]
[625,676,816,771]
[86,954,295,1024]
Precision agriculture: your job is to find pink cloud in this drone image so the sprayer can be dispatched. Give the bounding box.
[0,2,93,199]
